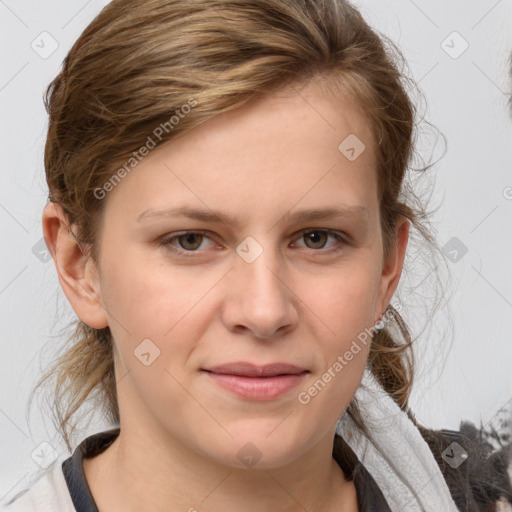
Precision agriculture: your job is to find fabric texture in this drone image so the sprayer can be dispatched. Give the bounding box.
[0,459,75,512]
[336,369,460,512]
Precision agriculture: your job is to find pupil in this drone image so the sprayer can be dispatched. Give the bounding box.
[307,231,325,248]
[181,233,201,250]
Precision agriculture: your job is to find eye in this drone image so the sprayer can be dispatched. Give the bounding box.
[157,229,348,257]
[293,229,347,254]
[158,230,217,256]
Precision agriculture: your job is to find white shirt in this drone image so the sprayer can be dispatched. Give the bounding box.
[0,461,76,512]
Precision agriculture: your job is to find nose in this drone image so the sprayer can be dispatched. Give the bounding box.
[222,238,299,340]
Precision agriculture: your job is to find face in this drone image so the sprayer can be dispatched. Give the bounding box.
[48,77,408,470]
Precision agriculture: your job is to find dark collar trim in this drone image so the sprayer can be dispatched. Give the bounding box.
[61,427,388,512]
[61,427,120,512]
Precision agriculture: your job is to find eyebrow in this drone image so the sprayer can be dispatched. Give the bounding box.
[136,205,369,230]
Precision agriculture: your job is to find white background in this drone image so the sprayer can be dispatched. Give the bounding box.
[0,0,511,499]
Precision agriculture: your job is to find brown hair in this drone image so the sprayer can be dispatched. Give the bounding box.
[33,0,448,458]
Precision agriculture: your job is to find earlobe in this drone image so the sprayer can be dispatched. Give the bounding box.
[42,202,109,329]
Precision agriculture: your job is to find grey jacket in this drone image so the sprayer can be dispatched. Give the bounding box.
[335,422,512,511]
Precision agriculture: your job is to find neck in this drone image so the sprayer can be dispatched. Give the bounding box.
[83,422,358,512]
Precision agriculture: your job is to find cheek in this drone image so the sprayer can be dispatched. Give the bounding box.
[296,273,377,427]
[99,249,229,381]
[100,245,205,334]
[290,261,378,387]
[100,256,211,415]
[302,261,381,343]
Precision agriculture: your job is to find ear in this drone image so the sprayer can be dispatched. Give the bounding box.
[42,202,109,329]
[375,216,410,321]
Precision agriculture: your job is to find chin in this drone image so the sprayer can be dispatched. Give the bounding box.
[202,425,314,471]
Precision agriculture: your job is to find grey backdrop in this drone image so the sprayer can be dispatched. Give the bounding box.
[1,0,511,499]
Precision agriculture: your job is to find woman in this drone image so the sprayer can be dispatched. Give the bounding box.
[2,0,511,510]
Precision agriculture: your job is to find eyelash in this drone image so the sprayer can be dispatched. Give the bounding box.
[157,229,348,257]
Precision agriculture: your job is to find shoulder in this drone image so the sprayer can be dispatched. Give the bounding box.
[0,460,75,512]
[416,419,512,511]
[1,427,119,512]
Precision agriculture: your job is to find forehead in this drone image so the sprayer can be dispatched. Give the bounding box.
[101,79,378,227]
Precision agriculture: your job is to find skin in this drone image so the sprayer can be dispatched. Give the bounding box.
[42,76,409,512]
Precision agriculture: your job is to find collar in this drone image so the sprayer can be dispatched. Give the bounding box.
[61,426,390,511]
[61,427,119,512]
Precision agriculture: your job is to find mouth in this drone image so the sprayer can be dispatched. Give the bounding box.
[200,362,309,400]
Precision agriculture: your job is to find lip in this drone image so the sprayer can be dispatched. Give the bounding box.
[203,362,308,377]
[201,362,309,400]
